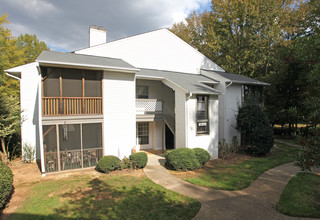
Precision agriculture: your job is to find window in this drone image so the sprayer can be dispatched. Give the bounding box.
[137,122,149,145]
[137,86,148,99]
[196,95,209,134]
[242,85,263,105]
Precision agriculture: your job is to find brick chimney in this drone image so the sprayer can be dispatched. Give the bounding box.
[89,25,106,47]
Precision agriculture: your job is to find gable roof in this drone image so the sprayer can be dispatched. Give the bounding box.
[201,70,269,86]
[36,51,139,73]
[75,28,224,74]
[137,68,220,95]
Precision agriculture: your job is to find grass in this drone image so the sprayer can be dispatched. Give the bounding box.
[8,174,200,220]
[277,172,320,218]
[171,143,301,190]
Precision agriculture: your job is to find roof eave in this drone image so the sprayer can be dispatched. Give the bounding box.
[230,81,270,86]
[37,60,140,73]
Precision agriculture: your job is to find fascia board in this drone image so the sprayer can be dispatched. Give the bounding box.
[37,61,140,73]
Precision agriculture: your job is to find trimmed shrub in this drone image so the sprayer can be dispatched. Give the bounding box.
[97,156,121,173]
[165,148,201,171]
[121,157,134,169]
[236,100,274,156]
[192,148,210,165]
[129,152,148,169]
[0,161,13,211]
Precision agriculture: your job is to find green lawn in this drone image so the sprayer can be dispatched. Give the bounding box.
[277,172,320,218]
[8,174,200,220]
[172,144,300,190]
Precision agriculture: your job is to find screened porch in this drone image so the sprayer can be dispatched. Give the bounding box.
[41,67,103,116]
[43,123,103,172]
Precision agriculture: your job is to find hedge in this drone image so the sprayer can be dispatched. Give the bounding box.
[192,148,210,165]
[0,161,13,211]
[129,152,148,169]
[97,156,121,173]
[165,148,201,171]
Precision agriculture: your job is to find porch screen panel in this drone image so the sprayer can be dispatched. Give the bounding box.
[82,123,102,167]
[85,71,102,97]
[42,68,59,97]
[58,124,81,170]
[43,125,58,172]
[61,69,82,97]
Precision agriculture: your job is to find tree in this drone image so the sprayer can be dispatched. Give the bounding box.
[16,33,49,63]
[0,14,49,161]
[236,98,274,156]
[0,95,20,162]
[0,14,26,97]
[170,11,209,54]
[171,0,306,79]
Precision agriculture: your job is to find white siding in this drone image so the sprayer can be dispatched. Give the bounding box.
[76,29,224,74]
[187,95,219,159]
[136,79,162,100]
[154,121,163,150]
[103,71,136,159]
[225,84,242,143]
[175,89,186,148]
[19,63,41,161]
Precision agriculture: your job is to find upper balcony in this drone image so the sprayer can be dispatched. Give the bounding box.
[41,67,102,117]
[136,99,162,115]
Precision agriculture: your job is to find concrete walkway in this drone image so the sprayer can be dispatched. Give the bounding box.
[144,154,314,220]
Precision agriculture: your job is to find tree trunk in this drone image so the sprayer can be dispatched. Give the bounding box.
[0,137,8,163]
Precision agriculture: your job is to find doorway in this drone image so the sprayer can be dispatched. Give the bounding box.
[165,124,174,150]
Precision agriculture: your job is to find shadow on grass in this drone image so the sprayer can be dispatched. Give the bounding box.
[53,178,199,220]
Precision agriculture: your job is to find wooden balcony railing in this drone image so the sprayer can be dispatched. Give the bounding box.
[42,97,103,116]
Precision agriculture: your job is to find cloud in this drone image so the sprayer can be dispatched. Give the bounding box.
[1,0,210,51]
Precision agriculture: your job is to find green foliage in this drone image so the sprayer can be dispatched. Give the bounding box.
[236,100,274,156]
[0,160,13,210]
[121,157,134,169]
[165,148,201,171]
[0,14,49,162]
[218,137,239,159]
[295,135,320,171]
[192,148,210,165]
[171,0,305,78]
[277,172,320,218]
[97,156,121,173]
[129,152,148,169]
[16,33,49,63]
[22,143,35,163]
[0,95,20,162]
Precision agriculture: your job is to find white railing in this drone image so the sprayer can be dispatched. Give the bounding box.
[136,99,162,113]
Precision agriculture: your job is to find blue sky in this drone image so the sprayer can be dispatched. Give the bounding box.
[1,0,212,52]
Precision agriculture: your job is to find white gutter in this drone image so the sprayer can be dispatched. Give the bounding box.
[187,92,192,100]
[5,72,21,81]
[226,81,233,88]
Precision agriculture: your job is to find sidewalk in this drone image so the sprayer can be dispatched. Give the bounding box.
[144,154,313,220]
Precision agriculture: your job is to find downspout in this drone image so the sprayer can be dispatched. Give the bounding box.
[185,93,192,149]
[37,69,46,176]
[226,81,233,88]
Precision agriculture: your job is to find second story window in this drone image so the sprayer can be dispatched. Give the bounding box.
[137,86,148,99]
[196,95,209,135]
